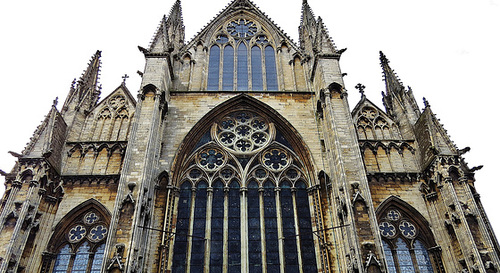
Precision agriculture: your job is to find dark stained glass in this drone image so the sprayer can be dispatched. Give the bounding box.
[382,240,397,273]
[53,244,71,273]
[414,240,434,273]
[295,181,318,272]
[90,244,105,273]
[247,181,262,273]
[222,45,234,91]
[207,45,221,91]
[71,241,90,273]
[263,181,280,272]
[395,238,415,272]
[228,181,241,271]
[210,180,224,273]
[172,182,192,272]
[280,181,299,273]
[251,46,263,91]
[265,46,278,91]
[237,43,248,91]
[190,181,208,271]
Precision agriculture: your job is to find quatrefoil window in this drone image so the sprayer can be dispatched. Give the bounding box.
[399,221,417,239]
[227,19,257,38]
[84,212,99,225]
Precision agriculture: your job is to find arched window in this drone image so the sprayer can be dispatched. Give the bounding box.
[170,109,318,272]
[378,205,438,272]
[206,19,279,91]
[207,45,221,91]
[46,201,110,273]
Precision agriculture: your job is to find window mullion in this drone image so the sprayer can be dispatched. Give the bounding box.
[275,187,285,273]
[291,187,304,273]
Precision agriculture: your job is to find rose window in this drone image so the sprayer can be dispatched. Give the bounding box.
[227,19,257,38]
[215,112,272,155]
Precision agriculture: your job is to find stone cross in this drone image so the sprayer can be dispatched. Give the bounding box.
[122,74,129,85]
[355,83,366,97]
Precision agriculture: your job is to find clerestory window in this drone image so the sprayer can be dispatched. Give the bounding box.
[207,19,279,91]
[170,110,317,272]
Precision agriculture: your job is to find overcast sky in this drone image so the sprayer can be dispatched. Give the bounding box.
[1,0,499,235]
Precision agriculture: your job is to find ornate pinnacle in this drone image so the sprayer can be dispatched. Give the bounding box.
[379,51,389,65]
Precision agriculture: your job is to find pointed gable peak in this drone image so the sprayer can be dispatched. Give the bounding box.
[183,0,300,54]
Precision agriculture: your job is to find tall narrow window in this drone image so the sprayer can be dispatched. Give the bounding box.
[53,245,71,273]
[222,45,234,91]
[415,240,434,273]
[265,46,278,91]
[395,238,415,272]
[296,181,318,272]
[237,43,249,91]
[210,181,224,273]
[280,181,299,272]
[247,181,262,273]
[72,242,91,273]
[172,182,192,271]
[90,244,106,273]
[207,45,221,91]
[263,180,279,272]
[251,46,263,91]
[382,240,397,273]
[190,181,208,271]
[228,181,241,271]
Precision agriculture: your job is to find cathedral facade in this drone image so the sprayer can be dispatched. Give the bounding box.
[0,0,498,272]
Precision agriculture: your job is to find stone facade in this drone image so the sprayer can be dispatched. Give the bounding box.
[0,0,498,272]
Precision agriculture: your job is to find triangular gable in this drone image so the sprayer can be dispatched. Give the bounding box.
[180,0,302,55]
[352,96,395,125]
[93,83,137,110]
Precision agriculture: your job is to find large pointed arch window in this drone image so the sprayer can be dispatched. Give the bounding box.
[206,19,279,91]
[378,205,440,273]
[46,204,110,273]
[170,109,318,272]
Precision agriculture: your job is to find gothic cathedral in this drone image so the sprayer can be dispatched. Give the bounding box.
[0,0,498,272]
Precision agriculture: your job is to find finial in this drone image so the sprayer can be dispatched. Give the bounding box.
[122,74,129,85]
[355,83,366,98]
[379,51,389,65]
[423,97,430,108]
[53,97,59,107]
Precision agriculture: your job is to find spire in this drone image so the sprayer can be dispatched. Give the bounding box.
[380,51,421,136]
[300,0,317,30]
[149,0,185,53]
[380,51,405,98]
[299,0,317,51]
[61,50,102,118]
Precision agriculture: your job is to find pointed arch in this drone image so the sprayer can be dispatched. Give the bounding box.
[170,94,316,184]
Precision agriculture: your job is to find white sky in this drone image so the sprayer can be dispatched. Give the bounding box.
[1,0,499,236]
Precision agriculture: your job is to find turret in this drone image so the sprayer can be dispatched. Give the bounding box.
[148,0,185,54]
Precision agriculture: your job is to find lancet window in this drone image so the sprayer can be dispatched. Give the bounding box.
[170,110,318,272]
[207,19,279,91]
[379,208,436,273]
